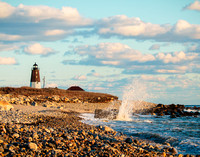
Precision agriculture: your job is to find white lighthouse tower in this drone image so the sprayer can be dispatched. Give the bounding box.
[30,62,41,88]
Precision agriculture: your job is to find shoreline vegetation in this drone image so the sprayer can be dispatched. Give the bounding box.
[0,87,199,156]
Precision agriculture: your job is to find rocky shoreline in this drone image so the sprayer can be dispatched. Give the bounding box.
[94,104,200,120]
[141,104,200,118]
[0,90,199,156]
[1,107,190,157]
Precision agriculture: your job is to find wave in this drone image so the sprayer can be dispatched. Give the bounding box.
[184,109,200,113]
[130,132,179,145]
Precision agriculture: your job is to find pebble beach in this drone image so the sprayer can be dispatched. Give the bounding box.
[0,104,196,157]
[0,87,199,157]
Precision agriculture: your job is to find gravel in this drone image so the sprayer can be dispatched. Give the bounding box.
[0,105,191,156]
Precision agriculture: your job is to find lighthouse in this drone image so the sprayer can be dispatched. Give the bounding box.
[30,62,41,88]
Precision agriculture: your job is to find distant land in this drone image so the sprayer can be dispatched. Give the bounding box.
[0,86,118,103]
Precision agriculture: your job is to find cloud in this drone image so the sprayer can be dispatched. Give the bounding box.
[187,43,200,52]
[156,51,198,63]
[73,42,155,65]
[0,33,21,41]
[0,42,20,52]
[45,29,67,36]
[173,20,200,40]
[64,42,199,75]
[46,83,58,88]
[0,57,16,65]
[0,2,15,18]
[96,15,200,42]
[93,87,106,91]
[87,70,100,77]
[140,75,166,82]
[97,15,170,37]
[0,2,200,43]
[24,43,56,56]
[0,2,92,41]
[156,69,184,74]
[149,44,160,50]
[13,4,90,25]
[1,2,200,43]
[72,75,87,80]
[184,1,200,11]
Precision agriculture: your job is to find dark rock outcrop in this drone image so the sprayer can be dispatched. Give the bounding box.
[145,104,200,118]
[94,109,119,119]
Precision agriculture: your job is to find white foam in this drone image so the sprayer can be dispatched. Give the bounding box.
[117,79,150,121]
[184,109,200,113]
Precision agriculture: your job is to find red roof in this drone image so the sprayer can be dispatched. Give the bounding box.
[67,86,85,91]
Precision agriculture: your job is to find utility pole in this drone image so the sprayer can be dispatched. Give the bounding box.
[43,76,45,88]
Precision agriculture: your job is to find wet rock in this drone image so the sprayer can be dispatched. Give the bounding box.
[163,142,171,147]
[125,137,133,144]
[94,109,118,119]
[134,139,140,145]
[146,103,200,118]
[170,147,178,154]
[98,125,115,132]
[31,101,37,106]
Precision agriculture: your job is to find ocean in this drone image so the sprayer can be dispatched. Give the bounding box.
[81,105,200,155]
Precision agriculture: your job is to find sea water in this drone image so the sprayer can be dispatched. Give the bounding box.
[81,108,200,155]
[81,79,200,155]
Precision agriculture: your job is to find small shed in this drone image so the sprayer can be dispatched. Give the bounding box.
[67,86,85,91]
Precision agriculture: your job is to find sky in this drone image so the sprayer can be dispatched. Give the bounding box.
[0,0,200,105]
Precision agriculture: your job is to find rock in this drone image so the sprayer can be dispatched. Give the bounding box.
[28,137,33,142]
[170,147,178,154]
[0,101,14,111]
[134,139,139,145]
[31,101,37,106]
[98,126,115,132]
[125,137,133,144]
[57,106,63,110]
[8,145,16,153]
[0,146,4,153]
[161,152,166,157]
[28,142,38,151]
[32,133,38,139]
[52,95,60,102]
[170,114,176,118]
[0,137,4,144]
[13,133,20,138]
[163,142,171,146]
[94,109,118,119]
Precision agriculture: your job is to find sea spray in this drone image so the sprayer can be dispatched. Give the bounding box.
[117,79,150,121]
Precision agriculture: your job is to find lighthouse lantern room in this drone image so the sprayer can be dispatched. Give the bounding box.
[30,62,41,88]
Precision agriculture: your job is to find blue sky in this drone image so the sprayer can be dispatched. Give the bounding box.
[0,0,200,105]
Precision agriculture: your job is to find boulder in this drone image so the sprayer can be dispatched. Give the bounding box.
[0,101,14,111]
[149,104,200,117]
[28,142,38,151]
[94,109,118,119]
[98,125,115,132]
[31,101,37,106]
